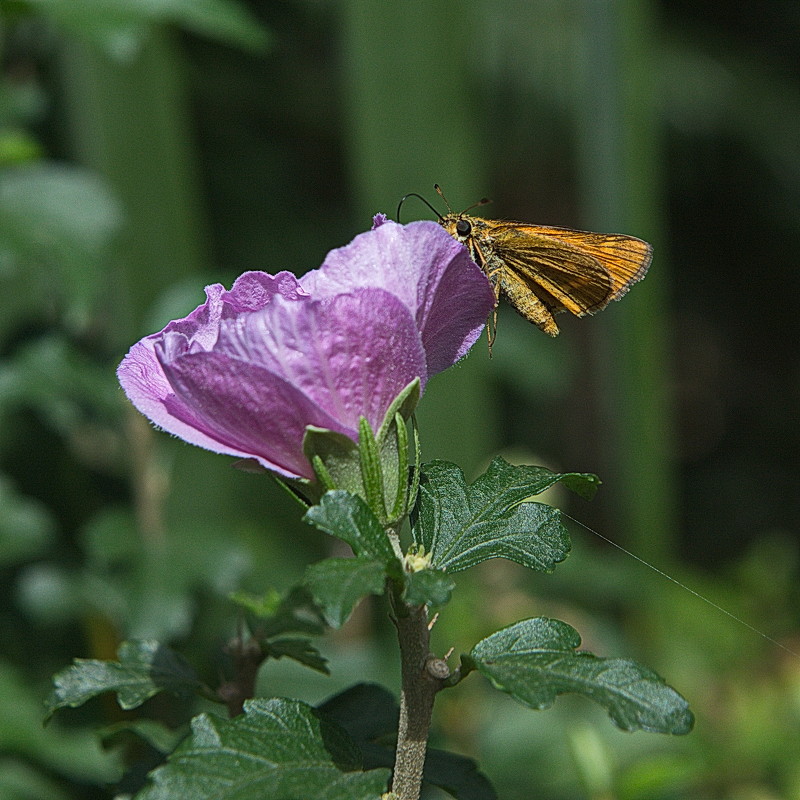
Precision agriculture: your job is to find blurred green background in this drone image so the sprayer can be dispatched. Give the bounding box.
[1,1,799,798]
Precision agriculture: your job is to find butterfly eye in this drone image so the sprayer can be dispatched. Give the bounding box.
[456,219,472,237]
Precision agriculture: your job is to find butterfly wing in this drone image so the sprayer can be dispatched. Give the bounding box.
[489,223,652,316]
[524,225,653,301]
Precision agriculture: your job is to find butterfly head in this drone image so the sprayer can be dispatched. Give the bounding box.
[440,213,473,244]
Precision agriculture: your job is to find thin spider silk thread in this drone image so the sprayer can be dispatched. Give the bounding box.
[561,511,800,661]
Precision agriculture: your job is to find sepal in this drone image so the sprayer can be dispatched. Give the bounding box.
[301,379,420,525]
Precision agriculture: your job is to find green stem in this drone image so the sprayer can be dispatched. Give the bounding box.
[391,601,438,800]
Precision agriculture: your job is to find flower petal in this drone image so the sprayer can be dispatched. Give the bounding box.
[160,352,346,479]
[157,271,307,353]
[301,220,495,374]
[118,338,297,470]
[117,270,311,474]
[213,287,428,433]
[118,286,428,480]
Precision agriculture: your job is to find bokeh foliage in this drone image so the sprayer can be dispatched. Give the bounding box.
[1,1,798,798]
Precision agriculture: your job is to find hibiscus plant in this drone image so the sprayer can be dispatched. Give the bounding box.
[46,215,692,800]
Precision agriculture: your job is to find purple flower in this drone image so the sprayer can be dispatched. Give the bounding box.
[117,219,495,480]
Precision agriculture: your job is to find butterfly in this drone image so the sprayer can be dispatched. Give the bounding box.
[401,186,652,342]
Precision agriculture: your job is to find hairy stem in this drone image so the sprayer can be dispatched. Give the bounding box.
[391,601,440,800]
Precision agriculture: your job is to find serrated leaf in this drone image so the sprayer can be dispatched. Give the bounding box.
[46,641,203,718]
[558,472,601,500]
[228,587,328,673]
[265,638,329,675]
[403,568,455,608]
[320,684,497,800]
[304,491,399,567]
[470,618,694,735]
[304,556,388,628]
[135,698,390,800]
[412,458,597,573]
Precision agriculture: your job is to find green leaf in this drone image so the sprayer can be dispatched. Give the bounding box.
[304,490,399,566]
[469,618,694,735]
[375,378,420,442]
[318,683,398,747]
[419,747,498,800]
[412,457,598,573]
[265,639,329,675]
[46,640,204,718]
[558,472,602,500]
[374,378,420,521]
[388,411,410,519]
[225,593,329,676]
[135,698,391,800]
[229,587,328,673]
[304,557,388,629]
[230,585,326,639]
[320,684,497,800]
[100,719,187,755]
[403,568,455,608]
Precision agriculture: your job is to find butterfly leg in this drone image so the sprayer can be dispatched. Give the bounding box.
[483,259,504,353]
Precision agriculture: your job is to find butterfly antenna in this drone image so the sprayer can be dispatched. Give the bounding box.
[435,184,491,216]
[464,196,492,214]
[397,192,444,223]
[434,184,453,213]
